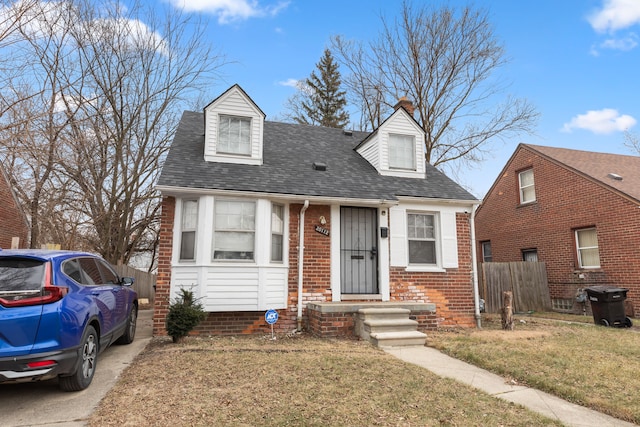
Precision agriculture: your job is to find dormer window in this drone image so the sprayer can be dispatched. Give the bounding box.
[389,134,416,170]
[218,115,251,156]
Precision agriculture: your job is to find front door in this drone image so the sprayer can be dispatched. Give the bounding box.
[340,207,378,294]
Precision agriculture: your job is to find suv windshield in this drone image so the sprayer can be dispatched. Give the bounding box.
[0,258,46,293]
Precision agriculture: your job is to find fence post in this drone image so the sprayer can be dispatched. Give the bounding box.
[502,291,514,331]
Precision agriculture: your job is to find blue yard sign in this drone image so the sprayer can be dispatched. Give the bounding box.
[265,309,278,340]
[265,309,279,325]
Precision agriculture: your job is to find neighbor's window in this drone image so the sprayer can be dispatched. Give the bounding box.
[518,169,536,204]
[180,199,198,260]
[522,249,538,262]
[481,241,492,262]
[218,115,251,155]
[271,204,284,262]
[213,200,255,260]
[407,213,437,265]
[389,134,415,170]
[575,228,600,268]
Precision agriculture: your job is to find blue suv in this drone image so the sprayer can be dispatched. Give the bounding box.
[0,249,138,391]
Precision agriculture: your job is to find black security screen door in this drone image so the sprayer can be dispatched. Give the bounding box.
[340,207,378,294]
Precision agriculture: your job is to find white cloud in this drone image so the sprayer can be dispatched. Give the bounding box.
[588,0,640,33]
[590,33,639,55]
[278,78,299,88]
[167,0,289,24]
[562,109,637,134]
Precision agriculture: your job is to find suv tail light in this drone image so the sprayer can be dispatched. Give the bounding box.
[0,263,68,308]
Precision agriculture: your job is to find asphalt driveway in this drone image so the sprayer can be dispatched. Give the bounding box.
[0,308,153,427]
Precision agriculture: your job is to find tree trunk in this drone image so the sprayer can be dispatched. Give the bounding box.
[502,291,514,331]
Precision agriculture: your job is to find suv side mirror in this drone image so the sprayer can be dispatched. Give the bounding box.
[121,277,135,286]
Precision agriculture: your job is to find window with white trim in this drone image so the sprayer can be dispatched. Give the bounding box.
[389,134,415,170]
[575,228,600,268]
[519,169,536,204]
[271,204,284,262]
[407,213,437,265]
[213,200,255,260]
[179,199,198,260]
[218,115,251,155]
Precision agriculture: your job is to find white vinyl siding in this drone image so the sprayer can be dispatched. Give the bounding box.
[171,196,289,312]
[213,200,256,261]
[576,228,600,268]
[204,86,264,165]
[355,109,425,179]
[519,169,536,204]
[179,199,198,260]
[389,134,416,170]
[170,265,288,311]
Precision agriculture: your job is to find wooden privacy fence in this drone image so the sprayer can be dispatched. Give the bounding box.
[114,264,156,303]
[480,262,552,314]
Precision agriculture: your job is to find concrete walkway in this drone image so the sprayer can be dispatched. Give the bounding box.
[384,346,637,427]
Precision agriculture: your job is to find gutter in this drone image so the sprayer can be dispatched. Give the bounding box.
[470,203,482,328]
[297,200,309,332]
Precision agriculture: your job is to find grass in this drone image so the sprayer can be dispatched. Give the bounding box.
[88,334,561,427]
[429,313,640,424]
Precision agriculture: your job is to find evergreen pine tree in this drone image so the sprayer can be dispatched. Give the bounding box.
[293,49,350,128]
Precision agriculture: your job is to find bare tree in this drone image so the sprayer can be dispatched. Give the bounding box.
[332,1,538,169]
[623,130,640,155]
[0,0,224,267]
[0,0,79,248]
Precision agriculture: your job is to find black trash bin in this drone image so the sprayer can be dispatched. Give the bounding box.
[585,286,633,328]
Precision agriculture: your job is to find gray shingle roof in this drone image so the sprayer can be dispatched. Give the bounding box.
[158,110,477,202]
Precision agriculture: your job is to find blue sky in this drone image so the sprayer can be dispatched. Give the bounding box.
[163,0,640,198]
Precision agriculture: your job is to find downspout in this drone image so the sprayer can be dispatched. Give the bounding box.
[470,203,482,329]
[297,200,310,332]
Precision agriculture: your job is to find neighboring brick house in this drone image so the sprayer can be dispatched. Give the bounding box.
[153,84,481,338]
[0,163,28,249]
[475,143,640,314]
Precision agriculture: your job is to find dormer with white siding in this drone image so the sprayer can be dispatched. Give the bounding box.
[204,84,265,165]
[356,102,426,179]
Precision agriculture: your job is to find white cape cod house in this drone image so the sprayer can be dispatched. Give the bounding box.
[153,84,481,338]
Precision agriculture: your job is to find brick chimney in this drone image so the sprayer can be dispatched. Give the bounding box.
[393,96,415,117]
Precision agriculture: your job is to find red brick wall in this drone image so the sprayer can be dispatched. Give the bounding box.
[389,212,476,327]
[153,196,175,335]
[475,146,640,313]
[285,204,333,329]
[0,168,28,249]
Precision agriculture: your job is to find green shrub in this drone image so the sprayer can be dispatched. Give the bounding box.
[166,288,207,343]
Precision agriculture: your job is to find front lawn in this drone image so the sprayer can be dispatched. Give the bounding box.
[88,334,561,426]
[429,314,640,424]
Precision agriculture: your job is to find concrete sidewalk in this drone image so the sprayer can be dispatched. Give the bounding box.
[384,346,636,427]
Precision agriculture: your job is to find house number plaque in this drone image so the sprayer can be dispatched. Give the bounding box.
[315,225,330,236]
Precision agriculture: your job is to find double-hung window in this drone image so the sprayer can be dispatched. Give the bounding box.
[213,200,256,260]
[180,199,198,260]
[271,204,284,262]
[576,228,600,268]
[519,169,536,204]
[407,213,437,265]
[389,134,415,170]
[218,115,251,155]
